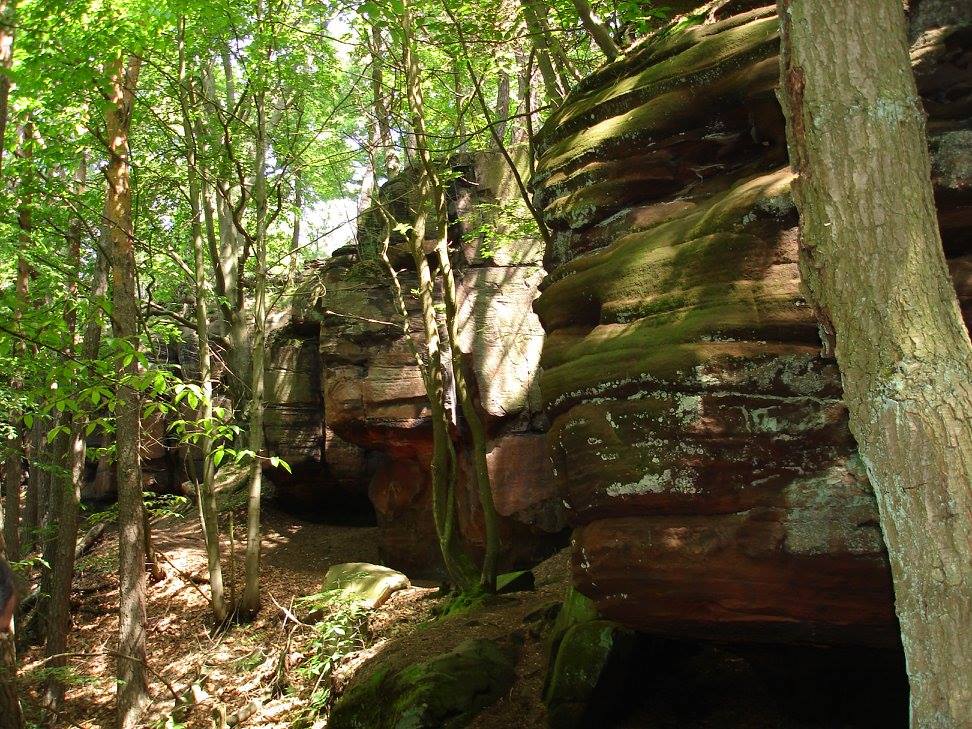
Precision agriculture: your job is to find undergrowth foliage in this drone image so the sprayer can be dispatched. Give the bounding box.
[290,585,371,727]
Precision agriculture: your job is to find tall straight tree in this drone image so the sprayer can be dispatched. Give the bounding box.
[400,0,477,589]
[43,161,104,712]
[240,0,271,619]
[2,258,26,565]
[177,16,228,626]
[5,121,34,563]
[777,1,972,724]
[519,0,562,103]
[403,26,501,590]
[104,53,149,729]
[199,49,251,414]
[571,0,618,60]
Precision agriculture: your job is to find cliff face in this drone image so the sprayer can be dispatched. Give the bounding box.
[275,151,566,576]
[531,2,971,645]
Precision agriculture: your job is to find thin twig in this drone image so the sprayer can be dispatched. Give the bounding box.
[322,309,399,327]
[269,593,310,628]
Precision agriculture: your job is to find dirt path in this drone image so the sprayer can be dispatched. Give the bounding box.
[17,498,569,729]
[19,506,393,728]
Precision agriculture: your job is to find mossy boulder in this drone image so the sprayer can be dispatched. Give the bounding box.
[329,638,516,729]
[543,585,599,658]
[543,620,634,729]
[540,586,633,729]
[321,562,410,610]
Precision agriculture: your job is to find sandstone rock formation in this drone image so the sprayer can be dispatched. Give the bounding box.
[531,2,971,645]
[276,151,566,576]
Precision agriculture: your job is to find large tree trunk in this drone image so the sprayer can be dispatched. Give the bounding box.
[0,1,17,570]
[514,47,536,152]
[2,256,27,565]
[105,54,148,729]
[430,207,500,593]
[19,121,50,556]
[493,70,510,144]
[405,35,501,589]
[5,121,33,565]
[777,1,972,724]
[199,54,250,415]
[519,0,563,104]
[536,2,577,91]
[288,174,301,281]
[368,23,399,179]
[1,450,20,568]
[22,418,44,549]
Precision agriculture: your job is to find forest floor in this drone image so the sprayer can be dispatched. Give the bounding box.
[16,497,567,729]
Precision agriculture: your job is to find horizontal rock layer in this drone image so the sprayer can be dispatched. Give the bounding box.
[532,2,971,644]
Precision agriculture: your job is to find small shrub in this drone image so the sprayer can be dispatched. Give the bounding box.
[289,588,371,727]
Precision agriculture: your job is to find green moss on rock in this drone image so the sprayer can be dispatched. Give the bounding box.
[543,585,600,659]
[543,620,634,729]
[329,639,516,729]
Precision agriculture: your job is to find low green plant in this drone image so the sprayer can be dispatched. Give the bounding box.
[76,549,116,576]
[145,492,192,519]
[235,648,267,672]
[289,589,371,727]
[20,664,98,692]
[82,491,191,528]
[431,586,489,619]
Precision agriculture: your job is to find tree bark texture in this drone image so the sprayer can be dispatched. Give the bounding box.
[43,165,102,711]
[199,54,250,413]
[519,0,563,103]
[2,256,27,565]
[105,54,149,729]
[431,210,500,592]
[571,0,619,60]
[777,1,972,724]
[5,123,33,564]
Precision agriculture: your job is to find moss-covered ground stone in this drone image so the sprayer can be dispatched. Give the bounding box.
[329,638,516,729]
[321,562,410,610]
[543,620,634,729]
